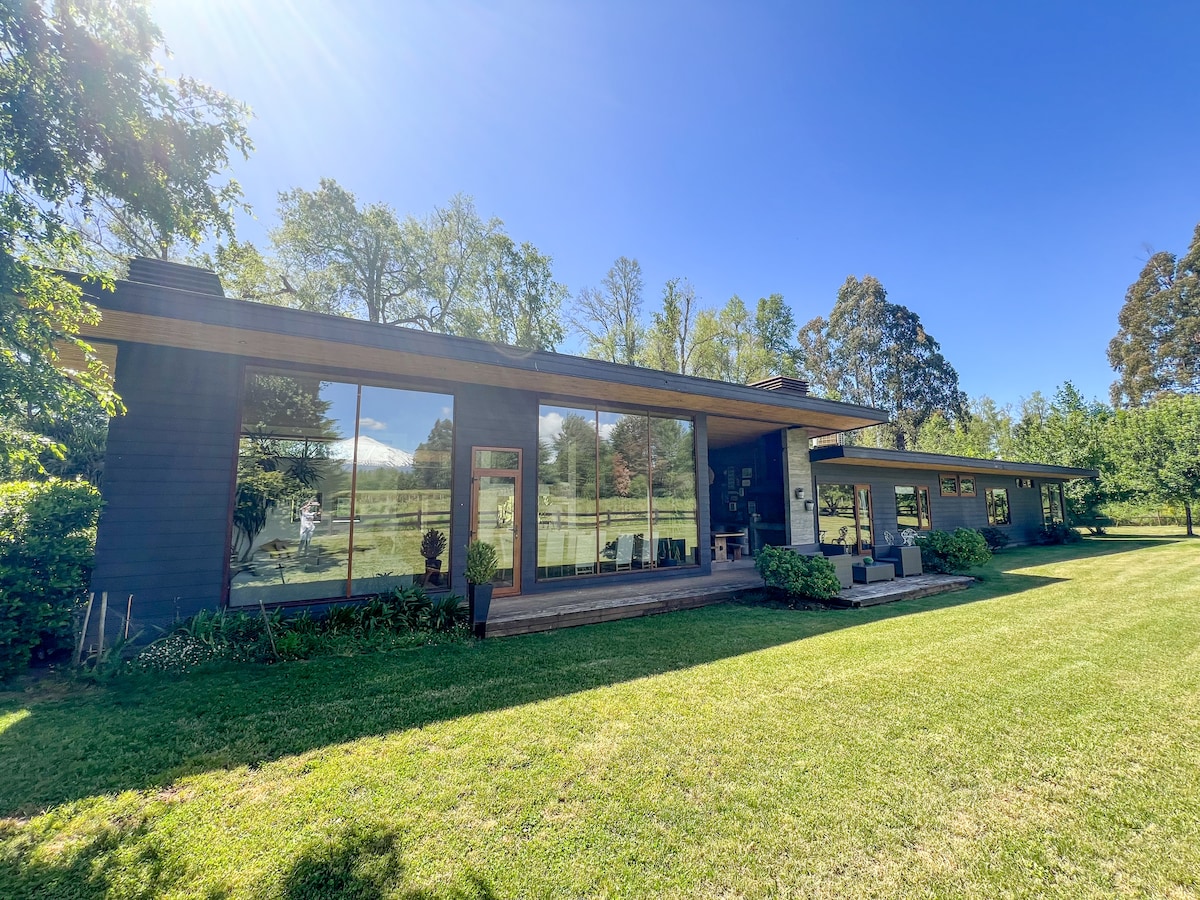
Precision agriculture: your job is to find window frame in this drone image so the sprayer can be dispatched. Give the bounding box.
[894,484,933,531]
[939,474,959,497]
[985,487,1011,526]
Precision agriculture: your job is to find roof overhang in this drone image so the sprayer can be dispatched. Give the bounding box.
[809,445,1098,480]
[80,278,891,438]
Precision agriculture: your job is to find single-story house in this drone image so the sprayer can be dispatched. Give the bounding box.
[76,259,1094,633]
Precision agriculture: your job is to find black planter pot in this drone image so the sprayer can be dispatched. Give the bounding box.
[469,583,493,639]
[424,557,442,587]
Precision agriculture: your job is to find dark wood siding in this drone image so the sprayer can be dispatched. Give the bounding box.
[90,343,242,635]
[811,462,1064,546]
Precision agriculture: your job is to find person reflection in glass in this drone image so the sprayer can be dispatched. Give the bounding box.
[299,498,321,554]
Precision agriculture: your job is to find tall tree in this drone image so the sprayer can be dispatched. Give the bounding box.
[754,293,800,377]
[272,179,420,323]
[471,237,566,351]
[797,275,966,449]
[1108,395,1200,535]
[573,256,645,364]
[644,278,711,375]
[1108,223,1200,406]
[1010,383,1114,527]
[913,395,1017,459]
[0,0,252,470]
[271,187,564,346]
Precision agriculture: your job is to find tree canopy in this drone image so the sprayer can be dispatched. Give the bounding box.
[270,183,565,350]
[797,275,966,449]
[573,257,646,365]
[0,0,252,471]
[1108,222,1200,406]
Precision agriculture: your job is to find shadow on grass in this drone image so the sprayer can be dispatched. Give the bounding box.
[279,823,497,900]
[0,537,1168,819]
[0,815,497,899]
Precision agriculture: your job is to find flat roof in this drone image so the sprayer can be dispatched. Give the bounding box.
[79,271,891,438]
[809,445,1098,479]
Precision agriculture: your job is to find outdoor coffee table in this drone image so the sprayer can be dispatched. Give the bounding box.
[852,561,895,584]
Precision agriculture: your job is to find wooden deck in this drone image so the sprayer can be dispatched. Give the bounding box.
[485,562,974,637]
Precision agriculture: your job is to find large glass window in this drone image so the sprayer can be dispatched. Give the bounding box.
[986,488,1011,526]
[537,405,697,579]
[229,367,453,606]
[895,485,932,530]
[1041,483,1064,526]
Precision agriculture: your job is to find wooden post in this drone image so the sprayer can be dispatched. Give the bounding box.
[74,592,95,666]
[95,592,109,660]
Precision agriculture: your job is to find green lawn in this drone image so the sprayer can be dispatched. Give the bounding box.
[2,532,1198,898]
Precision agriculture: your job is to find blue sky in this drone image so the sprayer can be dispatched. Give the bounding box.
[151,0,1198,408]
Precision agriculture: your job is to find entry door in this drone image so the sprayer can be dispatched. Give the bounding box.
[470,448,522,597]
[854,484,874,554]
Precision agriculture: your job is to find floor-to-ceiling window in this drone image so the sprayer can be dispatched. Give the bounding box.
[229,367,454,606]
[537,405,697,579]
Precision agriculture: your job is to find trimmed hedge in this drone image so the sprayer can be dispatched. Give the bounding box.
[0,480,102,679]
[755,546,842,601]
[916,528,991,574]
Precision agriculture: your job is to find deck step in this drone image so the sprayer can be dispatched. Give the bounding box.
[483,572,976,637]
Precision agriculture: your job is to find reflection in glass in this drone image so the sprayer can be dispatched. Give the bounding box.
[895,485,932,530]
[855,485,873,552]
[349,385,454,597]
[537,406,598,578]
[817,483,857,550]
[230,368,454,605]
[230,372,356,606]
[895,486,920,530]
[986,488,1011,526]
[651,417,697,566]
[476,474,517,588]
[536,406,697,579]
[1040,483,1063,526]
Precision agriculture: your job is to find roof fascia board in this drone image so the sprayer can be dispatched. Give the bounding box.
[809,445,1097,479]
[85,279,891,430]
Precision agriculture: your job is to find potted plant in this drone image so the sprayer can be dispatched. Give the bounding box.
[465,540,498,638]
[421,528,447,586]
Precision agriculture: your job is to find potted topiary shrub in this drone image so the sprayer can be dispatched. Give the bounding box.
[421,528,447,586]
[465,540,498,639]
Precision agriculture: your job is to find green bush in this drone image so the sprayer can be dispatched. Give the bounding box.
[135,584,470,674]
[978,527,1010,553]
[465,540,499,585]
[755,546,841,602]
[1038,522,1082,545]
[0,479,102,679]
[916,528,992,574]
